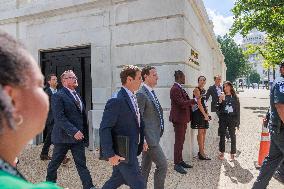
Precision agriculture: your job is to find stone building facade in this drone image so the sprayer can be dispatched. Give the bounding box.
[0,0,225,161]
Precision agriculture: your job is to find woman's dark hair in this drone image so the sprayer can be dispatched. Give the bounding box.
[198,76,206,82]
[223,81,239,100]
[174,70,184,81]
[0,30,32,131]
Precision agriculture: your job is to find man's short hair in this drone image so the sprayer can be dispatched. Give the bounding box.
[141,66,156,81]
[120,65,141,85]
[174,70,184,81]
[60,70,74,81]
[214,75,221,81]
[47,74,56,82]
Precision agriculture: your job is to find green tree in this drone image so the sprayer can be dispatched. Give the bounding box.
[230,0,284,69]
[230,0,284,38]
[249,71,261,83]
[217,35,250,82]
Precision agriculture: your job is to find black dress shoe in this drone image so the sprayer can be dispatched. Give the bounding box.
[174,164,187,174]
[198,152,211,160]
[179,161,193,168]
[273,171,284,184]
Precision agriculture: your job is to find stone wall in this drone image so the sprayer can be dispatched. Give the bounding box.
[0,0,225,161]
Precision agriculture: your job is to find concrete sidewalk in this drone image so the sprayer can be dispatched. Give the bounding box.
[18,89,283,188]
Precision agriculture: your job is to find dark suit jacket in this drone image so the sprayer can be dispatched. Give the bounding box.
[51,87,89,144]
[206,84,222,112]
[44,87,54,127]
[99,88,144,165]
[169,83,195,124]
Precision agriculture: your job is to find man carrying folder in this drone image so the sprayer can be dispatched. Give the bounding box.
[100,65,145,189]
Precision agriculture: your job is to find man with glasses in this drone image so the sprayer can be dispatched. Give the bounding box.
[46,70,97,189]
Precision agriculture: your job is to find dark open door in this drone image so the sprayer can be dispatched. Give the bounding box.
[40,46,92,111]
[37,46,92,144]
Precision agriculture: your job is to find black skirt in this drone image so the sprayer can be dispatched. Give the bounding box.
[191,110,209,129]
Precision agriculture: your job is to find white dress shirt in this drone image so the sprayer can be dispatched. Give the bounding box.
[122,86,140,127]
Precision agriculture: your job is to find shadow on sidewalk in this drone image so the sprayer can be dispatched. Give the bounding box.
[223,159,254,184]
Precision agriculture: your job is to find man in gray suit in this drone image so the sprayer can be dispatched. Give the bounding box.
[137,66,167,189]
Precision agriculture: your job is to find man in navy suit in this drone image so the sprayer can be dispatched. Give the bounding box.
[46,70,97,189]
[100,65,145,189]
[40,74,58,160]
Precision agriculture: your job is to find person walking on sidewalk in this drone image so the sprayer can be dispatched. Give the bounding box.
[40,74,70,164]
[217,81,240,161]
[100,65,145,189]
[46,70,97,189]
[40,74,58,161]
[136,66,167,189]
[252,62,284,189]
[170,70,194,174]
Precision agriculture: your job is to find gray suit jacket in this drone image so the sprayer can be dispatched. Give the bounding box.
[136,85,164,147]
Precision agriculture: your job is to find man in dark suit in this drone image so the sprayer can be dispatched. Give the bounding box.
[100,65,145,189]
[136,66,167,189]
[40,74,57,160]
[169,70,195,174]
[205,75,222,113]
[46,70,97,189]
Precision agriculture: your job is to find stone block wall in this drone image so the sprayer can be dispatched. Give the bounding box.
[0,0,225,161]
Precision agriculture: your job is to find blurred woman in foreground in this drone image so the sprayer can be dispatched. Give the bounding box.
[0,30,61,188]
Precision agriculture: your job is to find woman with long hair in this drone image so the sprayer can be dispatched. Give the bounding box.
[191,76,211,160]
[0,31,61,188]
[217,81,240,160]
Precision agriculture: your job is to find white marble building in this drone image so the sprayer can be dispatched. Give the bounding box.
[0,0,225,161]
[241,29,274,84]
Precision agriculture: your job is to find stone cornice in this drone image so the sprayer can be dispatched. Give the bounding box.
[188,0,224,62]
[0,0,110,25]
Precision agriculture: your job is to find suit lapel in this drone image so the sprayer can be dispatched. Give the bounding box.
[62,87,81,112]
[120,88,139,126]
[142,86,158,109]
[175,83,189,100]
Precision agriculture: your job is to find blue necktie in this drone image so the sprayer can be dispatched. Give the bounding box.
[151,90,164,133]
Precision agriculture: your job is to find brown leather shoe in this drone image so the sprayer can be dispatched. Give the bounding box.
[40,154,52,160]
[62,157,71,165]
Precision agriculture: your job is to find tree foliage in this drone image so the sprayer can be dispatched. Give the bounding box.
[217,35,250,82]
[230,0,284,68]
[249,71,261,83]
[230,0,284,38]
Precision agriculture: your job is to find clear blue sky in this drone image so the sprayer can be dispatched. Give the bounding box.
[202,0,242,43]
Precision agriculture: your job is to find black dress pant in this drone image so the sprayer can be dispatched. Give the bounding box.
[41,125,52,156]
[219,115,237,154]
[46,143,93,189]
[102,159,144,189]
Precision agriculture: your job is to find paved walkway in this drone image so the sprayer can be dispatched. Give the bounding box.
[18,89,284,188]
